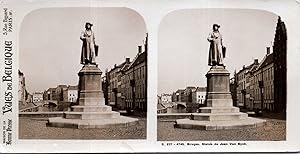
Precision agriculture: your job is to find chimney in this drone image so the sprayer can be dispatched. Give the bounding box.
[114,64,117,68]
[266,47,270,55]
[254,59,258,64]
[138,45,142,54]
[125,57,130,63]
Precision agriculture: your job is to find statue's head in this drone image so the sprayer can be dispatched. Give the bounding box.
[85,22,93,29]
[212,24,220,31]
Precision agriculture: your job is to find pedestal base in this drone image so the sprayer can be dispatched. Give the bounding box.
[174,66,266,130]
[47,64,139,129]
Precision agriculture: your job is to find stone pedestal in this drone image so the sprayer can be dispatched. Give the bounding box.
[175,66,266,130]
[47,64,138,129]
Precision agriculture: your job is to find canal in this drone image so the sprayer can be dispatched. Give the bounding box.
[167,107,186,113]
[37,105,58,112]
[166,106,199,113]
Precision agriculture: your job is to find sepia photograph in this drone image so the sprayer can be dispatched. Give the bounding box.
[18,7,148,139]
[157,9,286,141]
[1,0,300,152]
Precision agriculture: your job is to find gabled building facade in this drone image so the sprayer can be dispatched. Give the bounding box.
[236,59,259,108]
[192,87,206,104]
[107,58,130,108]
[123,46,147,112]
[251,50,274,111]
[184,86,196,103]
[233,16,286,114]
[172,89,185,102]
[106,33,148,112]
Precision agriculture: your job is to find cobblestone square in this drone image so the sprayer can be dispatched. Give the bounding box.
[158,118,285,141]
[19,117,146,140]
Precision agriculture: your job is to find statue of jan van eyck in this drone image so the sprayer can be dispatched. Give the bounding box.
[80,22,99,65]
[207,24,226,66]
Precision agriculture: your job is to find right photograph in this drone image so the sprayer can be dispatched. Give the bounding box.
[157,9,286,141]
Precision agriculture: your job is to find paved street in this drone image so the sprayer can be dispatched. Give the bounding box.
[158,118,285,141]
[19,117,146,140]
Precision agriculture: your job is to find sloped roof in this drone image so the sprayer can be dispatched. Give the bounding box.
[237,63,253,74]
[128,51,146,69]
[196,87,206,92]
[185,87,196,93]
[57,85,68,88]
[256,53,273,70]
[109,62,127,72]
[237,58,260,76]
[176,89,185,93]
[248,64,258,74]
[120,62,131,72]
[186,86,196,89]
[68,85,78,90]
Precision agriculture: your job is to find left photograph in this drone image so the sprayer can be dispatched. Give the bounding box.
[18,7,147,139]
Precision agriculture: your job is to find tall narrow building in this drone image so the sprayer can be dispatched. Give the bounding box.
[273,16,287,114]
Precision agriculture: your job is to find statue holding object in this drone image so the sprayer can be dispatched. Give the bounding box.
[207,24,226,66]
[80,22,99,65]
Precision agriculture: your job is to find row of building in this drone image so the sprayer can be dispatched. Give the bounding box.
[103,33,148,112]
[160,86,207,105]
[172,87,206,104]
[19,69,78,108]
[43,85,78,103]
[231,17,286,113]
[19,70,48,108]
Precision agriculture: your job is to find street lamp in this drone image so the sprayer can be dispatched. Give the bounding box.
[47,91,51,100]
[130,78,136,110]
[112,88,118,107]
[241,89,246,108]
[176,93,179,102]
[258,80,264,111]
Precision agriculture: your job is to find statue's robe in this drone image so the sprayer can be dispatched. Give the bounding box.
[207,31,224,66]
[80,30,96,64]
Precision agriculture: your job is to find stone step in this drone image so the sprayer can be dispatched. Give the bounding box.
[206,99,233,107]
[63,111,120,120]
[174,117,266,130]
[78,97,105,106]
[47,116,139,129]
[192,112,248,121]
[200,107,240,113]
[71,105,112,112]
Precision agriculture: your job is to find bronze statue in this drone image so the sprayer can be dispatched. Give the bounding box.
[207,24,225,66]
[80,22,98,65]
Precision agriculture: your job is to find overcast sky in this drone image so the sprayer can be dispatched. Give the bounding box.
[158,9,278,95]
[20,8,146,93]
